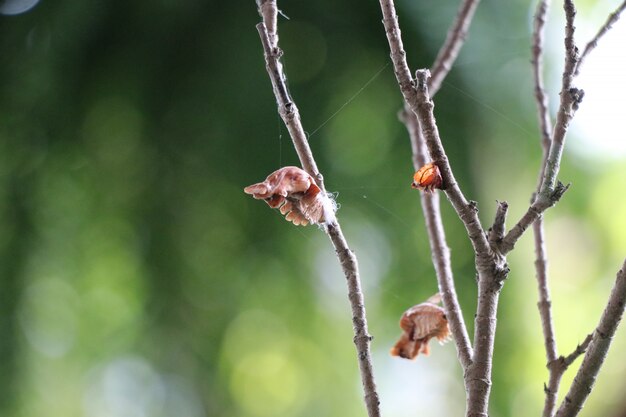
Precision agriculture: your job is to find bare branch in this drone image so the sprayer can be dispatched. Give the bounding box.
[414,69,492,260]
[397,0,482,371]
[378,3,505,415]
[400,108,473,370]
[256,0,278,48]
[500,0,581,254]
[378,0,491,270]
[488,201,508,246]
[378,0,417,105]
[256,23,322,187]
[556,260,626,417]
[534,216,559,417]
[575,0,626,76]
[530,5,560,412]
[326,223,381,417]
[499,181,569,254]
[255,4,381,416]
[531,0,553,151]
[543,334,592,417]
[562,333,593,367]
[429,0,481,95]
[539,0,580,198]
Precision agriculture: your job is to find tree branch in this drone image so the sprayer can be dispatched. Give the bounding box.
[499,0,581,255]
[543,334,592,417]
[540,0,580,197]
[411,70,492,264]
[534,217,557,364]
[379,0,487,254]
[255,3,380,416]
[535,216,560,417]
[429,0,481,95]
[378,3,508,416]
[396,0,482,371]
[488,201,508,247]
[574,0,626,76]
[326,223,381,417]
[555,260,626,417]
[256,23,322,187]
[532,0,553,151]
[400,108,473,370]
[562,334,593,367]
[529,3,563,416]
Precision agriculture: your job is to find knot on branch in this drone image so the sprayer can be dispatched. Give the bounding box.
[272,45,283,58]
[466,377,492,389]
[494,262,510,282]
[488,200,509,248]
[551,181,571,203]
[569,87,585,110]
[539,181,570,209]
[415,69,431,92]
[547,356,567,373]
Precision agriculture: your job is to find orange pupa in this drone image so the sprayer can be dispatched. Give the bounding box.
[411,162,443,192]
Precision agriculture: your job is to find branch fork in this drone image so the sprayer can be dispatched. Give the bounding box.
[381,1,626,417]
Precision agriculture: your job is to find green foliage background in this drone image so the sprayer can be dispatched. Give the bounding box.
[0,1,624,417]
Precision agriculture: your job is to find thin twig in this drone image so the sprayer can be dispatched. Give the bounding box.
[499,0,581,255]
[562,334,593,367]
[532,0,553,151]
[411,70,496,275]
[256,23,322,187]
[574,0,626,76]
[398,0,482,370]
[555,259,626,417]
[534,218,557,363]
[488,201,508,247]
[429,0,481,95]
[540,0,581,196]
[255,3,381,416]
[530,2,561,416]
[400,108,473,370]
[326,223,381,417]
[535,217,560,417]
[378,2,506,415]
[543,334,593,417]
[411,77,510,417]
[377,1,490,259]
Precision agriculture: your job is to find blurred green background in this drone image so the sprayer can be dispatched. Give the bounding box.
[0,0,625,416]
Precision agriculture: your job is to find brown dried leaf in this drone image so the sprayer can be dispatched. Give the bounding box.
[390,295,450,360]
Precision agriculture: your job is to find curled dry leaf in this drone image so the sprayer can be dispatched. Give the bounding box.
[244,166,329,226]
[390,293,451,360]
[411,162,443,192]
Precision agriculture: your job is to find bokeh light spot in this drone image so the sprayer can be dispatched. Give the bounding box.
[0,0,40,15]
[221,310,290,365]
[18,278,78,358]
[83,356,165,417]
[230,351,305,417]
